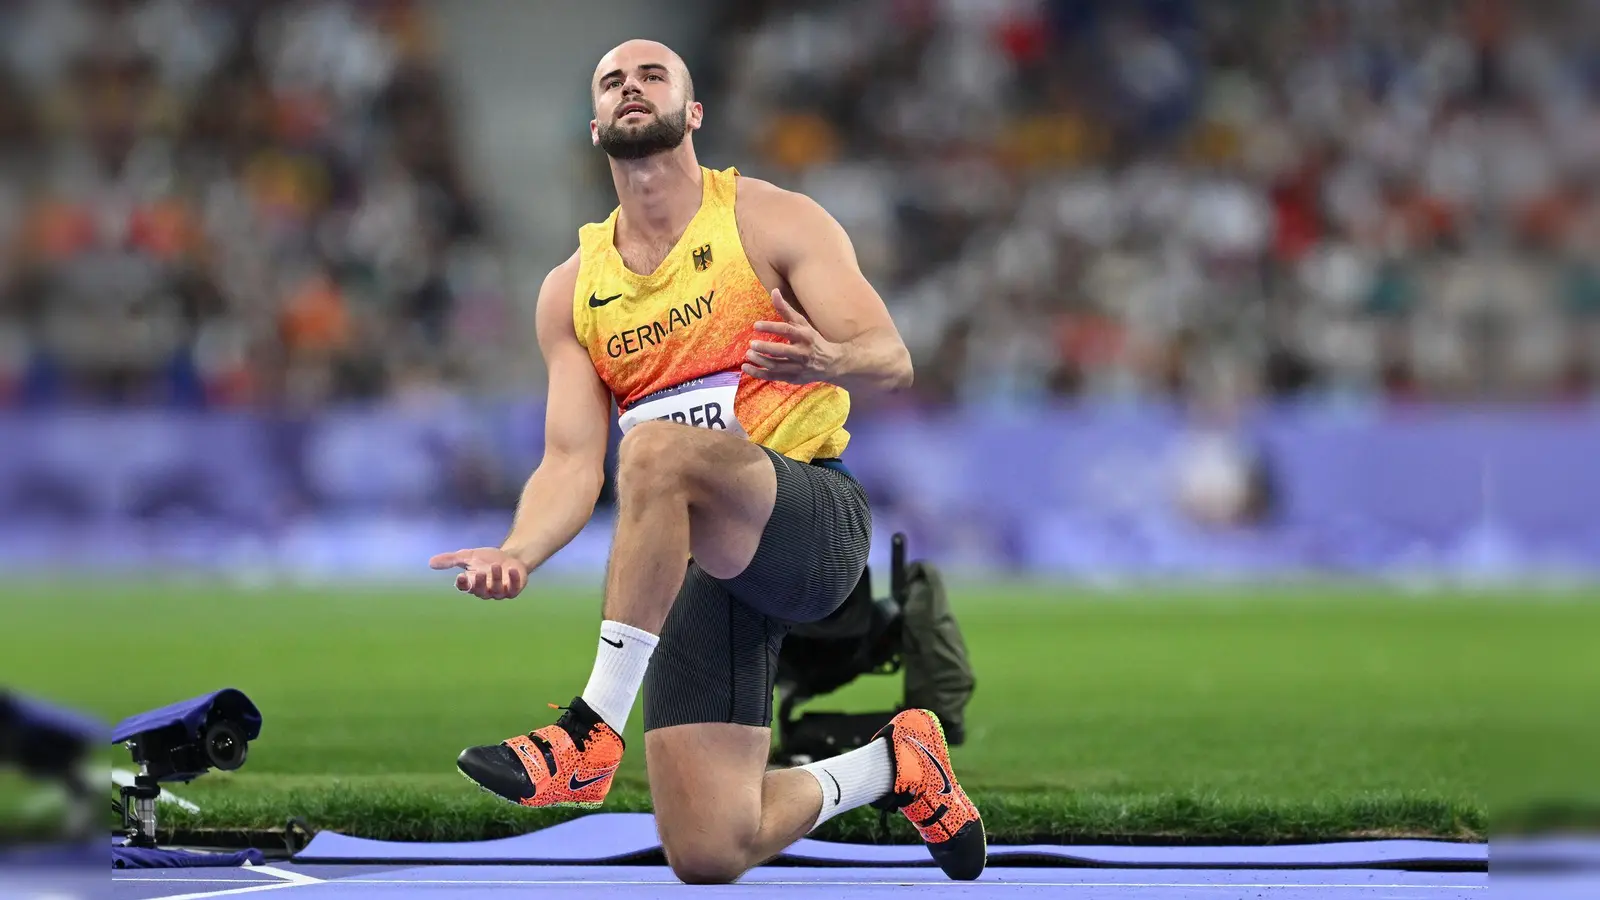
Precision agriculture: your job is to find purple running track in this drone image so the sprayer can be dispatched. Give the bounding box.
[292,813,1486,869]
[109,863,1489,900]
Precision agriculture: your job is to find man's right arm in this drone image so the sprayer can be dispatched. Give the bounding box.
[498,255,613,570]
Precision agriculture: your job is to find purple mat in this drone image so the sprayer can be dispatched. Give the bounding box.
[292,812,1486,870]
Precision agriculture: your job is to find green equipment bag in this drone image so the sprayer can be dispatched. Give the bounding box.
[896,556,976,745]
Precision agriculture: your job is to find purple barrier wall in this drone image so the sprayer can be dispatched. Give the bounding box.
[1,402,1595,580]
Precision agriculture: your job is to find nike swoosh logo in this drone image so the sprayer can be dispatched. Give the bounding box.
[907,736,953,795]
[601,636,624,648]
[826,771,842,805]
[569,768,616,791]
[588,292,622,308]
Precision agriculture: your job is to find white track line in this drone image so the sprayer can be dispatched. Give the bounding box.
[245,865,324,885]
[113,876,1485,890]
[138,882,313,900]
[131,864,323,899]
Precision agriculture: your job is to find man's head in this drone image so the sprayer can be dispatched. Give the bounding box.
[589,39,701,160]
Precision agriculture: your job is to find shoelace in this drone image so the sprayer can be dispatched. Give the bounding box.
[520,703,592,778]
[544,702,592,752]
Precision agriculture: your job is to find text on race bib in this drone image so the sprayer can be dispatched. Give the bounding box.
[617,372,747,437]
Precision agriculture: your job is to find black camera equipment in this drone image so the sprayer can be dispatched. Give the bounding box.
[110,688,262,847]
[771,533,975,767]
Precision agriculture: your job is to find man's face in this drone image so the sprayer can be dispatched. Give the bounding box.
[591,57,695,160]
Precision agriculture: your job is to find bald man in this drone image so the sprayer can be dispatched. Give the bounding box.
[433,40,985,884]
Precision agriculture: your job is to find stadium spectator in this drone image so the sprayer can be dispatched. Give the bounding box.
[702,0,1600,407]
[2,0,1595,410]
[0,0,506,408]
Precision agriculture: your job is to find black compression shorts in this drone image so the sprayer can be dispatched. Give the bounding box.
[641,445,872,731]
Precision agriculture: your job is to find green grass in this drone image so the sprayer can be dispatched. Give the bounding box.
[6,580,1597,845]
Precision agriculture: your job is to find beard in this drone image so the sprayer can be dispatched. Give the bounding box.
[596,105,689,160]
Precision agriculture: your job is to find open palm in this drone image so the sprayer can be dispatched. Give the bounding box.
[429,548,528,600]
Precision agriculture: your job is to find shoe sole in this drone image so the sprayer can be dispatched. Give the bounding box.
[907,710,988,882]
[455,762,605,811]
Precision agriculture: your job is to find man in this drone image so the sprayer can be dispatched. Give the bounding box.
[430,39,985,885]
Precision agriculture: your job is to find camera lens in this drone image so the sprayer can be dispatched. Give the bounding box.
[203,722,248,771]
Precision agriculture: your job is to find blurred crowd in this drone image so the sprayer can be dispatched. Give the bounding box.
[707,0,1600,407]
[0,0,508,408]
[4,0,1597,411]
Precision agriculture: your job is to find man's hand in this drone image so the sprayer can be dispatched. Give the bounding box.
[429,548,529,600]
[744,288,841,385]
[739,183,913,393]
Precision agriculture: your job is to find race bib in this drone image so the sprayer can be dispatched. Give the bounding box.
[617,372,747,437]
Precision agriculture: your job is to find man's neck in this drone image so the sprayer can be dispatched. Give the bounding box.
[610,151,703,245]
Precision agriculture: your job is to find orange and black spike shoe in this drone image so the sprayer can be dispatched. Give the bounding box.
[871,708,987,881]
[456,697,623,809]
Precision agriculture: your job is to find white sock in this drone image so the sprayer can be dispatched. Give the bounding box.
[579,621,659,734]
[799,737,895,829]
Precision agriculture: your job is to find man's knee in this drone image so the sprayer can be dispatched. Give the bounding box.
[616,421,693,495]
[662,836,752,885]
[616,421,763,504]
[645,724,771,884]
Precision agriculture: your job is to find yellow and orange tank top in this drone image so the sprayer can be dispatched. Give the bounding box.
[572,166,850,463]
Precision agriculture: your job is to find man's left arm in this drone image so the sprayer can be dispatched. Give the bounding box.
[743,191,913,394]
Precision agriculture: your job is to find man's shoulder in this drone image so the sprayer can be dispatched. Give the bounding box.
[734,174,828,221]
[732,175,838,261]
[530,248,584,319]
[539,249,583,299]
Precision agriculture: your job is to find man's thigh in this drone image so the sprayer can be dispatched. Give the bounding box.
[719,447,873,624]
[620,424,872,618]
[619,421,778,581]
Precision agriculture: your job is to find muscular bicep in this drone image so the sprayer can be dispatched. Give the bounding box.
[769,195,898,342]
[534,265,611,474]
